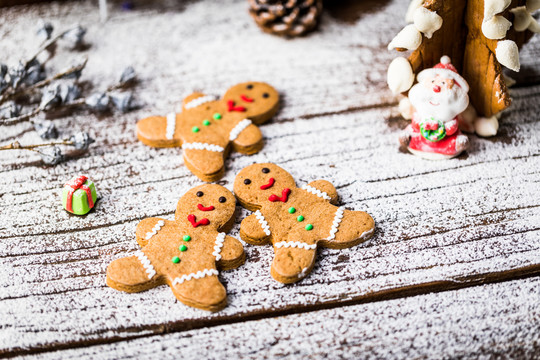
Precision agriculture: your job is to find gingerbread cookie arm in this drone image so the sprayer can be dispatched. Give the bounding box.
[318,208,375,249]
[239,212,272,245]
[303,180,338,204]
[215,234,245,271]
[136,113,183,148]
[230,120,264,155]
[135,217,169,247]
[182,92,217,111]
[106,250,162,293]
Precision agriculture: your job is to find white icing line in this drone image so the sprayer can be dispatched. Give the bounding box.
[145,220,165,241]
[229,119,252,141]
[182,142,224,152]
[274,241,317,250]
[165,113,176,140]
[301,184,331,200]
[212,232,225,261]
[134,250,156,279]
[172,268,219,285]
[254,210,271,236]
[359,228,374,241]
[184,95,217,109]
[326,206,345,240]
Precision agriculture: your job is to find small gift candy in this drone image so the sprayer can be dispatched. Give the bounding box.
[62,175,97,215]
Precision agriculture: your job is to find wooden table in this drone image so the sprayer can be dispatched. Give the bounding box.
[1,0,539,358]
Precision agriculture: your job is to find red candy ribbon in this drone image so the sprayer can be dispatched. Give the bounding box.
[64,175,94,212]
[188,214,210,228]
[197,204,215,212]
[269,188,291,203]
[260,178,275,190]
[227,100,246,112]
[240,94,254,103]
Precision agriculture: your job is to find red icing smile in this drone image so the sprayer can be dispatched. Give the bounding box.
[269,188,291,203]
[188,214,210,228]
[260,178,275,190]
[227,100,247,112]
[240,94,254,103]
[197,204,215,212]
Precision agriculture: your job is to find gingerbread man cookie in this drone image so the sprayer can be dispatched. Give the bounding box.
[106,184,245,312]
[234,163,375,284]
[137,82,280,182]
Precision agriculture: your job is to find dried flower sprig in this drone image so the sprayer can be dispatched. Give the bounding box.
[0,65,137,126]
[0,24,88,105]
[0,132,94,165]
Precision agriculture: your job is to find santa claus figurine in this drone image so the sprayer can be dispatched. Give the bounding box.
[399,56,472,160]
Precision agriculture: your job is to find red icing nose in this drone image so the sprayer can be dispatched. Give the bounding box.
[197,204,215,211]
[433,85,441,93]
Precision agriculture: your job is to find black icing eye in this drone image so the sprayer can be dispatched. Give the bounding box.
[244,179,251,185]
[262,167,270,173]
[219,196,227,203]
[246,84,253,89]
[196,191,204,197]
[262,93,269,98]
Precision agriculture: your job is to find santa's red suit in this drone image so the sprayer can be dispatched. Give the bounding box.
[407,113,463,156]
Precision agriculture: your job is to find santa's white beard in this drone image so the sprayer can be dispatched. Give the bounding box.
[409,83,469,122]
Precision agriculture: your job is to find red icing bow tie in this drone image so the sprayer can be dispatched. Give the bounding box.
[260,178,275,190]
[269,188,291,203]
[188,214,210,228]
[227,100,246,112]
[197,204,215,211]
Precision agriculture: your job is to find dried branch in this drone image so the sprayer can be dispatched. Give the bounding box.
[0,58,88,104]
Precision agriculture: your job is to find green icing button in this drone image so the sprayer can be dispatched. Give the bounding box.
[305,224,313,231]
[62,179,98,216]
[297,215,304,222]
[288,207,296,214]
[172,256,180,264]
[213,113,222,120]
[192,126,200,133]
[179,244,188,252]
[183,235,191,242]
[203,119,211,126]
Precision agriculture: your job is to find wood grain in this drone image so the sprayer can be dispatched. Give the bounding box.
[22,277,540,359]
[0,0,539,357]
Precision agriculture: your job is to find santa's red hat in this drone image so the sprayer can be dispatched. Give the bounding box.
[417,56,470,93]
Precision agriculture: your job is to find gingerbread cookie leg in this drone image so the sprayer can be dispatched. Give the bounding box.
[319,207,375,249]
[170,271,227,312]
[216,235,246,271]
[230,122,264,155]
[106,251,162,293]
[182,147,228,183]
[271,244,317,284]
[239,212,272,245]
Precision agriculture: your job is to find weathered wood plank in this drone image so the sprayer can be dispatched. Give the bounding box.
[1,0,540,357]
[19,277,540,359]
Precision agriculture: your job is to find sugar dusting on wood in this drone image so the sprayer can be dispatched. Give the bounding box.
[0,0,539,356]
[24,278,540,359]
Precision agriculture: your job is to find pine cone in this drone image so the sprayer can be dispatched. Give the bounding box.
[248,0,323,37]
